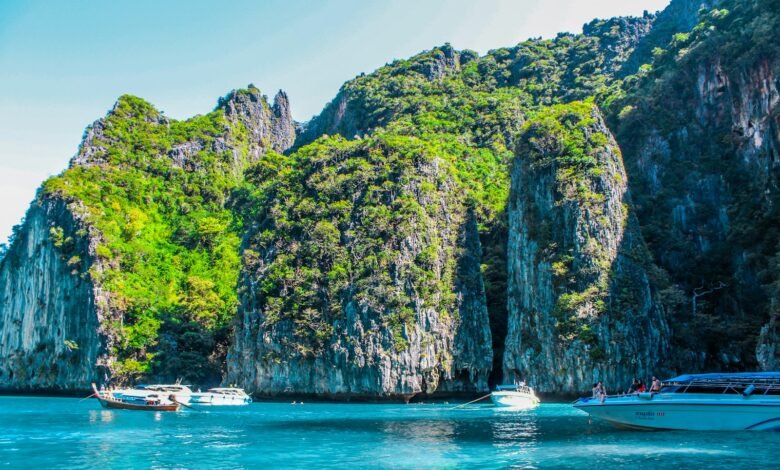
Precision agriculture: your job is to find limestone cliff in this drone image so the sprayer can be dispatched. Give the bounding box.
[0,197,113,391]
[0,87,296,391]
[220,87,296,157]
[611,0,780,371]
[227,136,493,399]
[503,103,669,393]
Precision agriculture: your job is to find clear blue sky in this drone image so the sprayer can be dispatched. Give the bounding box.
[0,0,669,244]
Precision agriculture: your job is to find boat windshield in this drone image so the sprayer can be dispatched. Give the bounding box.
[495,384,533,394]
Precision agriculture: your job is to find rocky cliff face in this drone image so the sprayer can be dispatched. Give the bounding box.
[0,87,296,391]
[221,87,296,157]
[758,311,778,370]
[2,0,776,397]
[227,137,493,399]
[503,103,669,393]
[621,0,722,76]
[297,44,476,148]
[0,197,113,391]
[612,0,780,371]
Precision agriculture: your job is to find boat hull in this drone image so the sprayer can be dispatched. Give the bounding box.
[491,391,539,409]
[97,398,180,412]
[91,384,180,412]
[113,390,192,404]
[190,394,252,406]
[574,395,780,431]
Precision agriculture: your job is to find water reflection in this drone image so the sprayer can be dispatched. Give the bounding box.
[488,408,540,467]
[378,419,461,467]
[88,409,115,423]
[490,412,539,442]
[381,419,457,443]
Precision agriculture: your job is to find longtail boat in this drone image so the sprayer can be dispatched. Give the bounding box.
[91,383,181,411]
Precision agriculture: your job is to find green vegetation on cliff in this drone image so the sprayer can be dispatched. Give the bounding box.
[238,106,513,354]
[515,101,645,346]
[42,95,249,381]
[284,16,659,357]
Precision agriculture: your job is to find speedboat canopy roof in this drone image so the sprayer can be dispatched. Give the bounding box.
[665,372,780,383]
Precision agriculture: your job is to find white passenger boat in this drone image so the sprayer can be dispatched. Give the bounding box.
[113,384,194,405]
[491,383,540,409]
[573,372,780,431]
[190,388,252,406]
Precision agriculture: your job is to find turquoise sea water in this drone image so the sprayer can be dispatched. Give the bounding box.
[1,397,778,468]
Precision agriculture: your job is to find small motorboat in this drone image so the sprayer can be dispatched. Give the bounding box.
[91,383,181,411]
[573,372,780,431]
[190,387,252,406]
[491,383,540,408]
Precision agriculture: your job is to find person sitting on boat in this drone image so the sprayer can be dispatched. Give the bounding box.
[626,378,639,394]
[592,382,607,402]
[599,382,609,402]
[650,376,661,393]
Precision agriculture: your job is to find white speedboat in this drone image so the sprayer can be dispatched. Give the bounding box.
[573,372,780,431]
[491,383,540,408]
[190,387,252,406]
[113,384,194,405]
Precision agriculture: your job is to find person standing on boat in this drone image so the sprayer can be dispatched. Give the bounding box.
[650,376,662,392]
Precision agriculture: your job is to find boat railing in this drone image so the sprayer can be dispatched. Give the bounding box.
[574,392,644,404]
